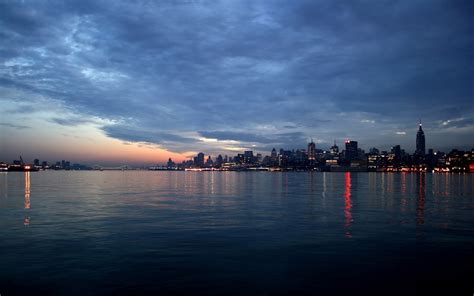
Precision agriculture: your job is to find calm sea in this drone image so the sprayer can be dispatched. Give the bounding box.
[0,171,472,295]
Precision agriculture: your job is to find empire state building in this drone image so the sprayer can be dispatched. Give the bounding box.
[416,121,426,156]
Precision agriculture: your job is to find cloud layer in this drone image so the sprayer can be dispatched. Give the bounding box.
[1,0,473,161]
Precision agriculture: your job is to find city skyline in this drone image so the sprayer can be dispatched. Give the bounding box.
[1,1,473,165]
[3,122,473,170]
[1,116,472,166]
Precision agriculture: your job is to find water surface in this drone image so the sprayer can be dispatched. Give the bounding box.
[0,171,473,295]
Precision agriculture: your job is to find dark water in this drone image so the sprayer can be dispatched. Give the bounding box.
[0,171,472,295]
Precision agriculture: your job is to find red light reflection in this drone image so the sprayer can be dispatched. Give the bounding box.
[344,172,353,238]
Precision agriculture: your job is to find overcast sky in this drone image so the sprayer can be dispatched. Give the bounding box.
[1,0,473,165]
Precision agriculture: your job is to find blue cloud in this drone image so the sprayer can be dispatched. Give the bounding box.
[1,0,473,158]
[101,125,198,145]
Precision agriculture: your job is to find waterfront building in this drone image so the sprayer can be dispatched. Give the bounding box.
[330,140,339,156]
[167,158,175,168]
[244,151,254,164]
[205,156,213,167]
[235,154,244,164]
[368,153,385,171]
[388,145,402,167]
[271,148,277,159]
[216,155,223,167]
[295,149,307,163]
[270,148,278,166]
[391,145,401,160]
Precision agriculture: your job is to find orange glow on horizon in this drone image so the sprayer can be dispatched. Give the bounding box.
[69,140,188,164]
[30,136,189,165]
[2,122,191,165]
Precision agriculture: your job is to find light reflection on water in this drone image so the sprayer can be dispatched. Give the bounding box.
[24,171,31,226]
[0,171,473,295]
[344,172,352,238]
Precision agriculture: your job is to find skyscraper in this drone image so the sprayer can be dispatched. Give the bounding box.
[271,148,277,160]
[205,155,213,166]
[345,140,358,161]
[416,121,426,156]
[391,145,401,160]
[167,158,175,168]
[244,151,254,164]
[194,152,205,167]
[216,155,223,167]
[307,140,316,161]
[271,148,277,157]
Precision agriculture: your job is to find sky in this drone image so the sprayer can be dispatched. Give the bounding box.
[1,0,473,165]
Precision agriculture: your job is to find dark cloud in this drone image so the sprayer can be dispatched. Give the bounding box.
[50,117,93,126]
[102,125,198,146]
[5,105,36,114]
[1,0,473,155]
[0,122,31,130]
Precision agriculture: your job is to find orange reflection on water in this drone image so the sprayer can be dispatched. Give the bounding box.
[24,171,30,209]
[400,173,408,212]
[24,172,31,226]
[344,172,353,238]
[416,174,426,226]
[401,173,407,194]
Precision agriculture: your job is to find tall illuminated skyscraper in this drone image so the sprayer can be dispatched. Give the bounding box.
[307,140,316,161]
[416,121,426,156]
